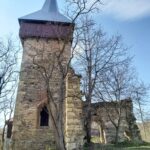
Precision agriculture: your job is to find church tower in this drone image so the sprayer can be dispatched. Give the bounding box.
[11,0,85,150]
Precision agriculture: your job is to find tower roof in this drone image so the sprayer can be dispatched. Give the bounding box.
[19,0,71,23]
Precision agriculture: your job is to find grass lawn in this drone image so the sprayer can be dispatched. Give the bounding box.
[84,145,150,150]
[107,145,150,150]
[126,146,150,149]
[83,142,150,150]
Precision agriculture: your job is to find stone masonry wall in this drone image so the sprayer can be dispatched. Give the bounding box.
[90,100,141,144]
[65,69,85,150]
[12,38,72,150]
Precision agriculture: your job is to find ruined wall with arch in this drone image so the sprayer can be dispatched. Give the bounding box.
[89,100,142,144]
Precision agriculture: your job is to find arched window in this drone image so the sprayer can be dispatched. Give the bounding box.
[40,106,49,126]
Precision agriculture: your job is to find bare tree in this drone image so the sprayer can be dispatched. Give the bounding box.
[72,16,129,144]
[130,81,150,140]
[0,37,19,105]
[0,37,20,150]
[94,58,149,144]
[1,91,16,150]
[94,62,133,144]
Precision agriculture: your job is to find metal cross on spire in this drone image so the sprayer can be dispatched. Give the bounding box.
[19,0,71,23]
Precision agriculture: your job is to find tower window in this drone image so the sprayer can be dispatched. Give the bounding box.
[40,106,49,126]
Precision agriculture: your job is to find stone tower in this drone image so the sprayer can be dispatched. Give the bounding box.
[12,0,84,150]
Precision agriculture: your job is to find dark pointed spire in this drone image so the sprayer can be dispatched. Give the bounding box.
[19,0,71,23]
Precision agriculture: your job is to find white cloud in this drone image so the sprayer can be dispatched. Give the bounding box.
[101,0,150,20]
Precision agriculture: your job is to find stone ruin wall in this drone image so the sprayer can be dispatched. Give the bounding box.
[65,69,85,150]
[90,100,142,144]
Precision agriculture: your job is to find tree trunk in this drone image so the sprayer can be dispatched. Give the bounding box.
[85,98,92,144]
[48,105,66,150]
[86,111,92,143]
[1,123,6,150]
[46,76,66,150]
[56,124,66,150]
[55,78,66,150]
[115,126,119,144]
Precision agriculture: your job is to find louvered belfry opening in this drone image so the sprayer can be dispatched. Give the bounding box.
[40,106,49,127]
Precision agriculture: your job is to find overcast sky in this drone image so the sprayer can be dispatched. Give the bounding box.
[0,0,150,85]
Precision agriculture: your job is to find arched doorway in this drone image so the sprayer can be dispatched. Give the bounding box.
[91,121,106,144]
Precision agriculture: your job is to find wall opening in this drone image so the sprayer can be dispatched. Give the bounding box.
[40,106,49,126]
[99,123,106,144]
[91,121,100,143]
[91,121,106,144]
[6,120,13,138]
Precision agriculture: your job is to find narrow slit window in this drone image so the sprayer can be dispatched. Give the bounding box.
[40,106,49,126]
